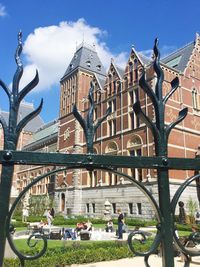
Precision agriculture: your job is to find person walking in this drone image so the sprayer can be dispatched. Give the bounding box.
[117,208,124,239]
[46,209,53,229]
[50,207,55,218]
[22,207,29,223]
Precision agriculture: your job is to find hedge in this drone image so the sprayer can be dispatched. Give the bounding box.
[14,214,157,228]
[4,239,153,267]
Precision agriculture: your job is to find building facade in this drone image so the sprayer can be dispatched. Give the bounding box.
[16,119,58,196]
[55,34,200,219]
[15,34,200,219]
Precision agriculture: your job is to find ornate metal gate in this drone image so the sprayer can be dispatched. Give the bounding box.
[0,32,200,267]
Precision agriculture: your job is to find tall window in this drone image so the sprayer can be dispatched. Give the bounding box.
[129,62,133,84]
[129,91,134,105]
[128,89,140,129]
[113,119,116,135]
[86,203,90,213]
[94,171,98,187]
[112,203,116,214]
[108,75,112,95]
[89,170,98,187]
[108,118,117,136]
[137,203,142,215]
[105,142,118,185]
[130,149,142,181]
[134,69,138,82]
[192,88,199,110]
[130,112,135,129]
[92,203,95,213]
[128,136,143,182]
[109,172,112,185]
[124,77,128,90]
[108,120,112,136]
[108,99,117,113]
[113,81,116,93]
[129,203,133,214]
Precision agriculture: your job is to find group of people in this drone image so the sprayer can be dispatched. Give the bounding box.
[25,205,126,240]
[62,220,93,240]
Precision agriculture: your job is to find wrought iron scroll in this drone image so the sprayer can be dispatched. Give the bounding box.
[0,32,43,267]
[7,168,67,267]
[73,81,111,153]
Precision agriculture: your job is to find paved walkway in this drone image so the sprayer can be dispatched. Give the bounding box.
[69,255,200,267]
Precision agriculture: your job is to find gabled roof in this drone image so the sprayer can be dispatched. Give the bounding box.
[108,60,124,80]
[129,47,151,67]
[61,43,106,80]
[161,41,195,72]
[115,65,124,79]
[94,73,106,90]
[23,119,58,151]
[138,53,151,65]
[0,101,44,133]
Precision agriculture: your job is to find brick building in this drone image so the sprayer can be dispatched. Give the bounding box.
[15,34,200,219]
[16,119,58,196]
[54,34,200,218]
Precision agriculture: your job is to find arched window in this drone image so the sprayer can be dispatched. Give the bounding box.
[127,135,143,182]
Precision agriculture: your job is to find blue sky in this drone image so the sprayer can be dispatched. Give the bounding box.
[0,0,200,123]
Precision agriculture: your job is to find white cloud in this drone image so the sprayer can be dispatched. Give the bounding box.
[20,19,128,92]
[139,49,152,59]
[0,4,7,17]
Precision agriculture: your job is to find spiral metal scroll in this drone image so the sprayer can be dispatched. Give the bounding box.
[6,168,67,267]
[171,174,200,266]
[0,32,43,266]
[73,81,111,153]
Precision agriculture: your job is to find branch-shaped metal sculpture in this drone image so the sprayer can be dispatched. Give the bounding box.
[0,31,43,150]
[0,32,43,267]
[73,81,111,153]
[132,38,189,267]
[133,38,188,156]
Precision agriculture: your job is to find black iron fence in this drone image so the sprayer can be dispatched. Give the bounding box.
[0,33,200,267]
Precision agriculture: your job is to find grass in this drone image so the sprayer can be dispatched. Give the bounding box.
[13,239,64,251]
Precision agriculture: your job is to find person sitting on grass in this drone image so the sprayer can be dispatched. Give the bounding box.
[75,222,87,233]
[105,220,113,232]
[85,220,92,231]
